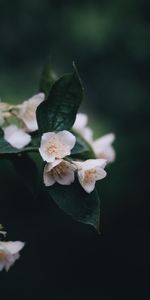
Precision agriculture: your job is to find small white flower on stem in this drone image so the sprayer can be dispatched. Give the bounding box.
[73,113,88,131]
[73,113,93,143]
[39,131,76,163]
[92,133,115,163]
[44,159,75,186]
[3,125,31,149]
[0,241,25,272]
[76,159,107,193]
[19,93,45,132]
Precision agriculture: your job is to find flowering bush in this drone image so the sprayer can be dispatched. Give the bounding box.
[0,63,115,271]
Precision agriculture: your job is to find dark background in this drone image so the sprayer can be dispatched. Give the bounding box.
[0,0,150,299]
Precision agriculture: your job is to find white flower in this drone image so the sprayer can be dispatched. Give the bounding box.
[73,113,93,143]
[44,159,75,186]
[19,93,45,132]
[3,124,31,149]
[73,113,88,131]
[76,159,107,193]
[92,133,115,163]
[81,126,93,143]
[39,130,76,163]
[0,241,25,271]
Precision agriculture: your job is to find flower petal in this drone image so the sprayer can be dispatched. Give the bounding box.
[0,241,25,272]
[0,262,5,271]
[92,133,115,163]
[73,113,88,130]
[40,132,55,143]
[43,160,62,186]
[96,133,115,144]
[3,241,25,255]
[81,127,93,143]
[19,93,45,132]
[76,159,107,171]
[56,131,76,153]
[3,125,31,149]
[78,169,96,193]
[95,167,107,181]
[44,160,75,186]
[43,169,56,186]
[39,131,76,163]
[55,161,75,185]
[39,132,56,162]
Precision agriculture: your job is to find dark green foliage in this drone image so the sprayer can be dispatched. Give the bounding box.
[46,179,100,230]
[37,64,84,134]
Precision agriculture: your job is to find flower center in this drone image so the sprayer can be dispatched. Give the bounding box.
[84,168,96,184]
[51,162,67,177]
[47,143,59,156]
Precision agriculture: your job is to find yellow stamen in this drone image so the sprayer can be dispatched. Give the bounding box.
[51,162,68,178]
[84,168,96,184]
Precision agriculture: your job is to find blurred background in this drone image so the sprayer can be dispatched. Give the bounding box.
[0,0,150,299]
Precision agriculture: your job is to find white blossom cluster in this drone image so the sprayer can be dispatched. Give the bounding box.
[39,113,115,193]
[0,94,115,194]
[39,130,107,193]
[0,93,45,149]
[0,93,116,271]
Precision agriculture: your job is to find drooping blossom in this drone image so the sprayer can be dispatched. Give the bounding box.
[0,241,25,271]
[76,159,107,193]
[44,159,75,186]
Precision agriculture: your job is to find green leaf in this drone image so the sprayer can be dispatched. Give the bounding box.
[0,137,39,154]
[37,64,84,134]
[71,134,96,159]
[46,179,100,230]
[0,137,20,154]
[71,139,94,160]
[39,63,58,98]
[30,131,41,148]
